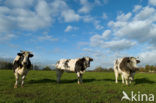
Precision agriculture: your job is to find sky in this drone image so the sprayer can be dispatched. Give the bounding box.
[0,0,156,69]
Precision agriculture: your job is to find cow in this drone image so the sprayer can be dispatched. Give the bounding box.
[13,51,34,88]
[114,57,140,85]
[55,56,93,84]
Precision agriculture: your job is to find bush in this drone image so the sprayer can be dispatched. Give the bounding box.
[42,66,51,71]
[92,66,113,72]
[0,60,13,70]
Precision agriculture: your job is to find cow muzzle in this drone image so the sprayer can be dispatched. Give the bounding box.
[134,67,139,71]
[22,62,28,66]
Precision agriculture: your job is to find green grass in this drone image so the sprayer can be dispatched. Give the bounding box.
[0,70,156,103]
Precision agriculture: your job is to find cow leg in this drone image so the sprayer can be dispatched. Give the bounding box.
[125,76,129,85]
[129,79,132,84]
[21,75,26,88]
[56,69,64,83]
[129,76,133,84]
[80,74,83,83]
[122,73,129,85]
[121,74,125,84]
[125,79,129,85]
[77,72,81,84]
[114,71,119,83]
[14,72,19,88]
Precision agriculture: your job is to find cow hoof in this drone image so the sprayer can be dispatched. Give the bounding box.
[78,82,83,84]
[21,86,24,88]
[14,85,17,88]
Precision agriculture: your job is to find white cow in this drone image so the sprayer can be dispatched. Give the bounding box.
[13,51,33,88]
[114,57,140,85]
[56,57,93,84]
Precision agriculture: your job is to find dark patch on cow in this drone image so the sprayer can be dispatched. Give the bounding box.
[75,58,86,72]
[64,59,70,68]
[115,60,119,70]
[119,57,131,73]
[27,59,32,69]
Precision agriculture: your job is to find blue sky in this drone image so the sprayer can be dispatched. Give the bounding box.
[0,0,156,69]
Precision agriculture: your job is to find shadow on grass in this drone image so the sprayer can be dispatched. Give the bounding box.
[100,78,155,85]
[28,78,95,84]
[135,78,155,85]
[100,79,115,82]
[28,79,56,84]
[60,79,95,84]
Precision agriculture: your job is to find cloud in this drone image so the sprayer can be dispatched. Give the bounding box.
[102,13,108,19]
[94,20,104,30]
[50,0,81,22]
[139,50,156,65]
[78,0,92,13]
[90,29,136,51]
[90,37,136,51]
[108,5,156,45]
[90,30,111,42]
[94,0,109,5]
[38,34,58,42]
[64,25,78,32]
[149,0,156,6]
[86,0,156,67]
[133,5,142,12]
[82,15,94,22]
[134,6,155,20]
[5,0,34,8]
[82,15,104,30]
[0,0,81,33]
[0,33,16,41]
[116,12,132,21]
[0,0,53,32]
[61,9,80,22]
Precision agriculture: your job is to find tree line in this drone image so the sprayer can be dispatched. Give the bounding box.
[92,65,156,72]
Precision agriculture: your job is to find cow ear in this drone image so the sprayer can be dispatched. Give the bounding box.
[81,57,85,61]
[29,54,34,57]
[17,53,22,56]
[137,60,140,63]
[90,58,93,61]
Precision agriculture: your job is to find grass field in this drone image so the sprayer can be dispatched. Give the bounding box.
[0,70,156,103]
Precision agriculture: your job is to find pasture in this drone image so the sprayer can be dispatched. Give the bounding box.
[0,70,156,103]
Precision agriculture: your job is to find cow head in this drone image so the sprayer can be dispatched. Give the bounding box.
[126,57,140,71]
[82,56,93,68]
[17,50,34,66]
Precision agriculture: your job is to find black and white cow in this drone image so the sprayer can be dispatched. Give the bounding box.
[56,57,93,84]
[13,51,33,88]
[114,57,140,85]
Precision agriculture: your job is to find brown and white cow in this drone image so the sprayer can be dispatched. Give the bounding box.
[114,57,140,85]
[13,51,33,88]
[55,56,93,84]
